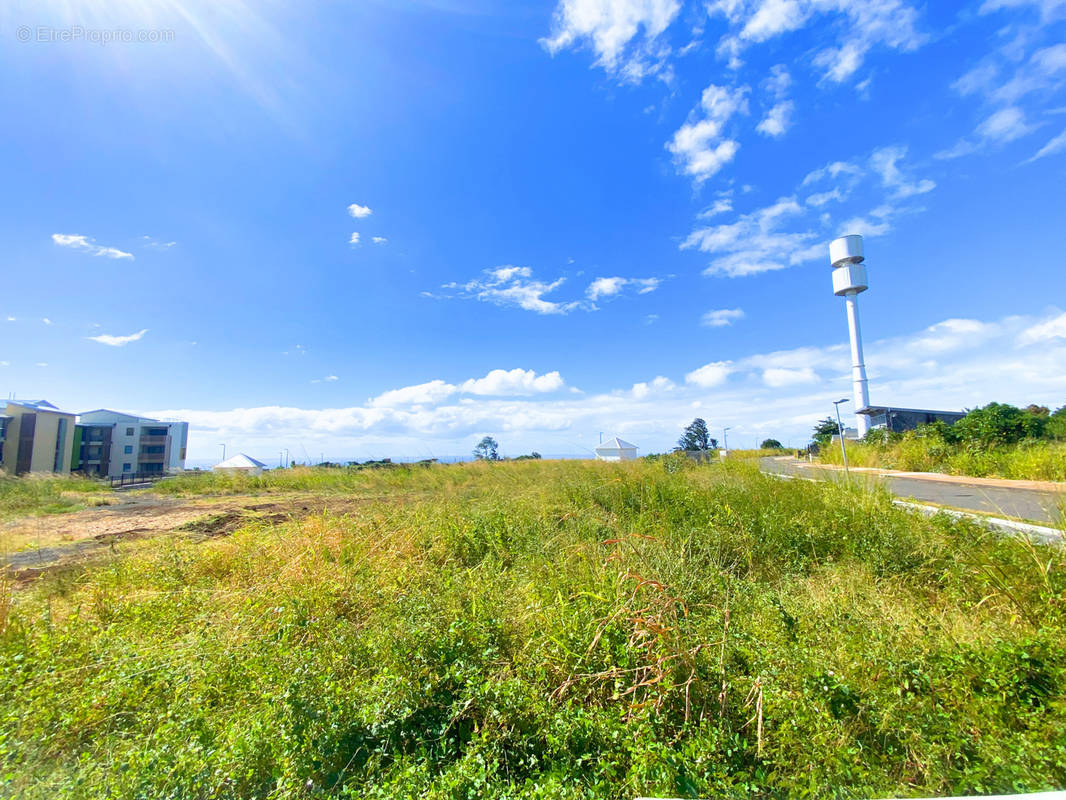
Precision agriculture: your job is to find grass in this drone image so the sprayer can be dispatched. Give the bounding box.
[2,458,1065,798]
[820,438,1066,482]
[0,475,110,521]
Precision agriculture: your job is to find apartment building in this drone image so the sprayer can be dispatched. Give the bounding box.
[76,410,189,477]
[0,400,77,475]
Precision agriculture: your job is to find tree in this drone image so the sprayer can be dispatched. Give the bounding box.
[473,436,500,461]
[953,402,1044,448]
[811,417,841,446]
[677,418,716,451]
[760,438,783,450]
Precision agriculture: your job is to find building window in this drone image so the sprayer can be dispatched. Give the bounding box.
[54,417,68,472]
[123,463,132,472]
[126,427,135,436]
[124,445,133,454]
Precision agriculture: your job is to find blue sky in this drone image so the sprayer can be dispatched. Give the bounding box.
[2,0,1065,463]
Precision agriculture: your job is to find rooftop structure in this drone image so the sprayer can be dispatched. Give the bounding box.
[594,437,638,462]
[213,453,268,475]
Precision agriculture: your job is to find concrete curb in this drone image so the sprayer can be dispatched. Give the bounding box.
[892,500,1063,545]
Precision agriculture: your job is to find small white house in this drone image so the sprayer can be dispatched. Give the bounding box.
[595,436,638,462]
[213,453,268,476]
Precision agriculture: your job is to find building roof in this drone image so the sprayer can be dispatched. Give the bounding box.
[857,405,965,417]
[595,436,637,451]
[79,408,160,424]
[7,399,74,415]
[213,453,268,470]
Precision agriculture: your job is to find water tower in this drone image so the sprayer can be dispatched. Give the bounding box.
[830,234,870,437]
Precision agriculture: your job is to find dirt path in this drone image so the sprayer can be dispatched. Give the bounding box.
[2,492,377,578]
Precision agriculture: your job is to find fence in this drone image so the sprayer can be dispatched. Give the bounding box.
[106,471,169,489]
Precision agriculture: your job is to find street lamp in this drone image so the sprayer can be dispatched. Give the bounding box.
[832,398,850,478]
[722,427,731,452]
[219,443,226,463]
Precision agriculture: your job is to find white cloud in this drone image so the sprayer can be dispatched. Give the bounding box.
[52,233,133,260]
[710,0,925,82]
[42,318,52,325]
[312,375,340,384]
[682,195,821,276]
[372,236,388,244]
[802,160,862,185]
[684,145,932,277]
[369,368,566,408]
[586,276,626,299]
[540,0,682,81]
[0,361,8,367]
[87,329,149,347]
[755,65,795,139]
[762,366,819,387]
[143,236,177,249]
[370,380,457,407]
[460,368,565,396]
[631,376,675,398]
[442,266,584,315]
[699,197,734,218]
[667,83,748,183]
[980,0,1066,21]
[348,203,372,218]
[685,360,734,387]
[1017,311,1066,344]
[1025,128,1066,162]
[938,107,1035,158]
[756,100,794,137]
[586,276,662,300]
[6,317,14,322]
[869,145,935,198]
[701,308,745,327]
[349,232,360,245]
[977,106,1034,143]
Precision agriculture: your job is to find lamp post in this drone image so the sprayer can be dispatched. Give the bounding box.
[722,427,731,452]
[219,443,226,463]
[832,398,850,478]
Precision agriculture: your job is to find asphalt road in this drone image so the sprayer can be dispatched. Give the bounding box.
[760,457,1065,525]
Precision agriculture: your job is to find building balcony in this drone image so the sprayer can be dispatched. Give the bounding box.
[139,435,168,445]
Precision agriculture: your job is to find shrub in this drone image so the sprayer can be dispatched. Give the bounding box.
[953,402,1046,449]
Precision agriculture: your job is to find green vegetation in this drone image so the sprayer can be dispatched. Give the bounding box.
[759,439,783,450]
[2,459,1065,798]
[677,417,717,451]
[820,402,1066,481]
[0,475,108,520]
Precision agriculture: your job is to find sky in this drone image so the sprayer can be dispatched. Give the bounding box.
[1,0,1065,465]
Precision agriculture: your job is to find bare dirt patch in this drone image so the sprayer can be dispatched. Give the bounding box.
[2,493,379,578]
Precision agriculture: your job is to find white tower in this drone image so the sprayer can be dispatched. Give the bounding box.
[830,234,871,437]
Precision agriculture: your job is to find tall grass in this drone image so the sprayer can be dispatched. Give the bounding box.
[2,459,1064,798]
[0,475,107,520]
[821,438,1066,481]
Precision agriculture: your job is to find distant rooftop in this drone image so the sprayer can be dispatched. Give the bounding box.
[857,405,965,417]
[7,399,74,414]
[79,408,162,424]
